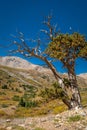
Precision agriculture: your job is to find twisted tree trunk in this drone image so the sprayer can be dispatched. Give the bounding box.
[67,65,82,109]
[27,51,82,109]
[41,57,76,109]
[38,56,82,109]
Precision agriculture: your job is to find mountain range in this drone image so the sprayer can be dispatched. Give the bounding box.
[0,56,87,88]
[0,56,51,73]
[0,56,87,77]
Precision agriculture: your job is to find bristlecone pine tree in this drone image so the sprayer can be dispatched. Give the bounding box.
[7,16,87,110]
[46,32,87,109]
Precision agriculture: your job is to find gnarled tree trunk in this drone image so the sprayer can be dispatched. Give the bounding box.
[42,57,82,109]
[26,52,82,109]
[67,65,82,109]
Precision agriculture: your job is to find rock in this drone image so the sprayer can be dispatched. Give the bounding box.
[6,119,11,122]
[85,127,87,130]
[80,111,86,116]
[18,124,25,127]
[40,119,47,122]
[55,114,60,118]
[55,124,61,128]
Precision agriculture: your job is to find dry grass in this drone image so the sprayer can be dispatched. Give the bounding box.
[0,65,87,118]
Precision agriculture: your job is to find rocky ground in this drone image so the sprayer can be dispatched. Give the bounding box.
[0,108,87,130]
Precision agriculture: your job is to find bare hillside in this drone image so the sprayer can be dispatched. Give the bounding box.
[0,56,51,73]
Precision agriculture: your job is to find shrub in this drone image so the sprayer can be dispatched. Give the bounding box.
[25,100,37,108]
[41,75,47,79]
[23,92,35,99]
[68,115,83,122]
[2,85,8,89]
[12,95,20,101]
[39,82,65,101]
[19,97,38,108]
[22,85,37,98]
[0,92,6,95]
[11,87,14,90]
[19,97,25,107]
[15,88,21,92]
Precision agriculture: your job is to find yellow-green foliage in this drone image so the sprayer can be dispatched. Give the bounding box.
[39,82,65,101]
[46,33,87,61]
[53,105,67,114]
[68,115,84,122]
[14,107,32,117]
[14,99,67,117]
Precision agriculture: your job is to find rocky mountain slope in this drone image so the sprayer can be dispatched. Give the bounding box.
[0,56,35,69]
[0,56,87,77]
[0,56,87,89]
[0,56,50,72]
[0,56,87,130]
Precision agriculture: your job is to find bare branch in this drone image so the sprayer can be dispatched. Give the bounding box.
[41,15,59,41]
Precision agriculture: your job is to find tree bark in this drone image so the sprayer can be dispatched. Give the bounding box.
[68,66,82,109]
[39,57,73,109]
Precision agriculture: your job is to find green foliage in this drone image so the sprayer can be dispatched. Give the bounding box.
[53,82,65,98]
[46,32,87,67]
[68,115,83,122]
[19,97,38,108]
[39,82,65,101]
[22,85,37,98]
[2,85,8,89]
[12,95,20,101]
[19,97,25,107]
[18,85,38,108]
[80,87,87,91]
[39,87,53,100]
[63,78,71,87]
[15,88,21,92]
[53,105,66,114]
[0,92,6,95]
[41,75,48,79]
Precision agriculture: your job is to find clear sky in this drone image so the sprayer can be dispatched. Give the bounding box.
[0,0,87,74]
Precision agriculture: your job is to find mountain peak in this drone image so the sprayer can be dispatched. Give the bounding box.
[0,56,37,70]
[0,56,51,73]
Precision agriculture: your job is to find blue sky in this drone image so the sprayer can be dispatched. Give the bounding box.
[0,0,87,74]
